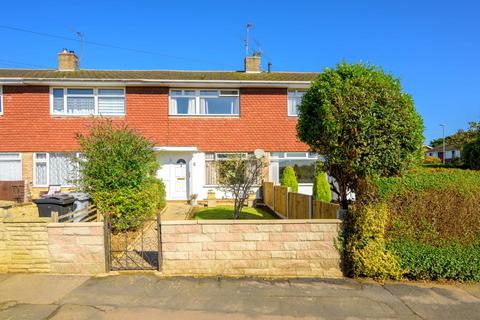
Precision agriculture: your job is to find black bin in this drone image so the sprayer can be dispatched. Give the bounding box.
[33,194,75,218]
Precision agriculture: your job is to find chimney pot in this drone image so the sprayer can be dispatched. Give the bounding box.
[58,49,79,71]
[244,55,261,73]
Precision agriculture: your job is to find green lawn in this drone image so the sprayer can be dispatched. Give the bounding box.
[194,206,277,220]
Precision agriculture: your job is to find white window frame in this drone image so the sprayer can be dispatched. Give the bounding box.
[0,152,22,181]
[287,90,306,117]
[33,152,82,187]
[270,152,320,185]
[169,89,240,116]
[50,87,126,116]
[0,85,3,115]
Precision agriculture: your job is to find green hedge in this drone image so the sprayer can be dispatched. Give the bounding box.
[281,166,298,193]
[388,240,480,281]
[371,167,480,281]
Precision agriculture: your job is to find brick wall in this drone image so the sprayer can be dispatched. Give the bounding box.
[160,219,342,278]
[0,86,307,152]
[0,218,105,274]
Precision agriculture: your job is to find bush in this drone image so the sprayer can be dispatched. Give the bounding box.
[312,165,332,202]
[388,240,480,281]
[280,166,298,193]
[375,167,480,245]
[94,180,165,231]
[344,203,403,280]
[463,138,480,170]
[423,156,441,164]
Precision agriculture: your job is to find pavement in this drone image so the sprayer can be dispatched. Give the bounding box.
[160,202,191,220]
[0,273,479,319]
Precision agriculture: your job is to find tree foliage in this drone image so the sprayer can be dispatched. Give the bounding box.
[312,163,332,202]
[297,62,424,208]
[280,166,298,193]
[76,120,165,230]
[430,121,480,148]
[216,155,266,220]
[462,137,480,170]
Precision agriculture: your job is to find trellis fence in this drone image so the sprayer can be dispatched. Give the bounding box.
[262,182,340,219]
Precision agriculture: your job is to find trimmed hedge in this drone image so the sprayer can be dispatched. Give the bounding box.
[281,166,298,193]
[313,167,332,202]
[372,167,480,281]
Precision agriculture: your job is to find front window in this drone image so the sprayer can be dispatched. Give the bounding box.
[205,153,250,185]
[51,88,125,116]
[287,90,306,116]
[270,152,319,184]
[34,153,81,186]
[0,86,3,115]
[0,153,21,181]
[170,89,239,116]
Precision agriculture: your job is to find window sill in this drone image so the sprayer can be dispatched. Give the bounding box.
[169,114,240,118]
[50,114,125,118]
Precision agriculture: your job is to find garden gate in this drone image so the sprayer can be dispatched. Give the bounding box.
[104,214,162,271]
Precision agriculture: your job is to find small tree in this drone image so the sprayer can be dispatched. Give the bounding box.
[463,138,480,170]
[76,120,165,230]
[297,62,424,208]
[280,166,298,193]
[216,154,265,219]
[313,163,332,202]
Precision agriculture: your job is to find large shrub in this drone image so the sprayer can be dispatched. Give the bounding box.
[312,164,332,202]
[344,203,403,280]
[280,166,298,193]
[76,120,165,230]
[463,137,480,170]
[297,62,424,208]
[374,167,480,280]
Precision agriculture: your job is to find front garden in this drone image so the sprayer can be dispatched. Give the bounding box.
[194,205,276,220]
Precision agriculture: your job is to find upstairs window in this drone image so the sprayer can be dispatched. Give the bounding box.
[170,89,239,116]
[51,88,125,116]
[287,90,306,116]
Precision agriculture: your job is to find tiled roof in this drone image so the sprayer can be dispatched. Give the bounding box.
[0,69,318,82]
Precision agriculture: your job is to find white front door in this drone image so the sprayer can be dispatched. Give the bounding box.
[156,153,190,200]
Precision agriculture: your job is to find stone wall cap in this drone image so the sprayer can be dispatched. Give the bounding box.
[47,222,103,227]
[3,217,50,223]
[161,219,341,226]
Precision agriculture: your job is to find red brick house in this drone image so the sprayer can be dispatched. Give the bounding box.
[0,50,319,200]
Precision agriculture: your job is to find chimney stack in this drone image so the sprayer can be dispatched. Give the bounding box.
[57,49,79,71]
[244,53,261,73]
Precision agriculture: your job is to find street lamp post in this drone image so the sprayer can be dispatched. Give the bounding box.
[440,124,446,165]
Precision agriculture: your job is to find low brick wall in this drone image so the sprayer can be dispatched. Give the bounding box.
[160,219,342,278]
[48,222,105,274]
[0,218,105,274]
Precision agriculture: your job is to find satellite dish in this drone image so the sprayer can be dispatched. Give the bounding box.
[254,149,265,159]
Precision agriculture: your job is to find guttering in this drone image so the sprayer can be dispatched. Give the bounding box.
[0,78,311,88]
[153,146,198,152]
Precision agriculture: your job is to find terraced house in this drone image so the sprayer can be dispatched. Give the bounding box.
[0,49,319,200]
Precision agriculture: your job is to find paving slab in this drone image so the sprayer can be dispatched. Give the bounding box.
[0,304,58,320]
[384,283,480,320]
[0,274,90,304]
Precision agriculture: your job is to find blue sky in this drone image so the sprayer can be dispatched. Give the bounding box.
[0,0,478,143]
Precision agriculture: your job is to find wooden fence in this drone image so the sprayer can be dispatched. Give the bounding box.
[51,205,100,223]
[262,181,340,220]
[0,181,26,203]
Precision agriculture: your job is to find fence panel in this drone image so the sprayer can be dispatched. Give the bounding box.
[312,200,340,219]
[0,181,25,202]
[288,193,310,219]
[273,186,289,217]
[263,182,274,209]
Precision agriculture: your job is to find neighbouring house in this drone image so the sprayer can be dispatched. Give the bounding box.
[425,145,461,163]
[0,49,320,201]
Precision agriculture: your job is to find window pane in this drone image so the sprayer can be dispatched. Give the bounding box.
[279,159,316,183]
[98,96,125,115]
[53,89,64,113]
[0,86,3,113]
[98,89,124,96]
[200,97,239,114]
[171,97,195,114]
[270,152,284,159]
[35,162,47,185]
[0,153,20,160]
[220,90,239,96]
[199,90,218,97]
[67,88,94,95]
[49,153,76,186]
[286,152,307,158]
[67,96,95,114]
[35,153,47,160]
[0,158,21,181]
